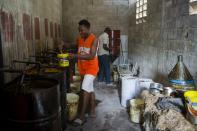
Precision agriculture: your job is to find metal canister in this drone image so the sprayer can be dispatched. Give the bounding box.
[149,83,163,95]
[168,55,195,90]
[163,87,174,96]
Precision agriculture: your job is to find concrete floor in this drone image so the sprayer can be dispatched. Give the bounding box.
[65,82,142,131]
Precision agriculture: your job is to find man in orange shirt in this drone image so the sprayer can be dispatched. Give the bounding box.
[69,19,99,125]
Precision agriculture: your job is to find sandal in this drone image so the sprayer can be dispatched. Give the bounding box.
[85,113,96,118]
[73,118,86,126]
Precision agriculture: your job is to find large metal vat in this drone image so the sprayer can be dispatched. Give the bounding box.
[0,78,61,131]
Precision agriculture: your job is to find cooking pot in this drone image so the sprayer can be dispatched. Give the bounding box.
[163,87,174,96]
[149,83,163,95]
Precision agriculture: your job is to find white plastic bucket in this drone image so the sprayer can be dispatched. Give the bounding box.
[138,78,153,89]
[66,93,79,121]
[136,78,153,96]
[130,99,144,123]
[121,77,139,107]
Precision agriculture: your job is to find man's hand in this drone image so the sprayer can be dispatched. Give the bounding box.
[58,40,73,53]
[103,44,109,51]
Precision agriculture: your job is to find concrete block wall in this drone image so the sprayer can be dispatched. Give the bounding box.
[128,0,197,85]
[0,0,62,82]
[62,0,130,43]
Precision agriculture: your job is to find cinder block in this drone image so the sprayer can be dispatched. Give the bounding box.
[189,15,197,28]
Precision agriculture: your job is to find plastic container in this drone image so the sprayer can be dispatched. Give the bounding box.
[58,60,69,67]
[130,99,144,123]
[184,91,197,99]
[186,105,197,124]
[133,78,153,97]
[57,53,69,58]
[184,91,197,110]
[57,53,69,67]
[138,78,153,89]
[66,93,79,121]
[121,77,139,107]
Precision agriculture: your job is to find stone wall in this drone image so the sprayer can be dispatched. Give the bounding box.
[1,0,197,85]
[128,0,197,85]
[62,0,130,43]
[0,0,62,82]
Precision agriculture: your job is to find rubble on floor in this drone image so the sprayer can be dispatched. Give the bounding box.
[65,82,141,131]
[141,90,196,131]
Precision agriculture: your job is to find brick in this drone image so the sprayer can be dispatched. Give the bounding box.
[189,15,197,28]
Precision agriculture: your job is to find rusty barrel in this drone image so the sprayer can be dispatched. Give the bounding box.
[0,78,61,131]
[24,67,69,130]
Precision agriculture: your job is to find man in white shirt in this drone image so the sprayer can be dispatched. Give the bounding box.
[98,27,113,86]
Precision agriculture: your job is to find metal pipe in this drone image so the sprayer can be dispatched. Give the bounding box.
[12,60,41,72]
[13,60,41,66]
[29,55,56,59]
[0,68,23,73]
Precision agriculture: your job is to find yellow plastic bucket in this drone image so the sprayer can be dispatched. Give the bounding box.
[184,91,197,110]
[129,99,144,123]
[57,53,69,67]
[57,53,69,58]
[66,93,79,121]
[184,91,197,99]
[58,59,69,67]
